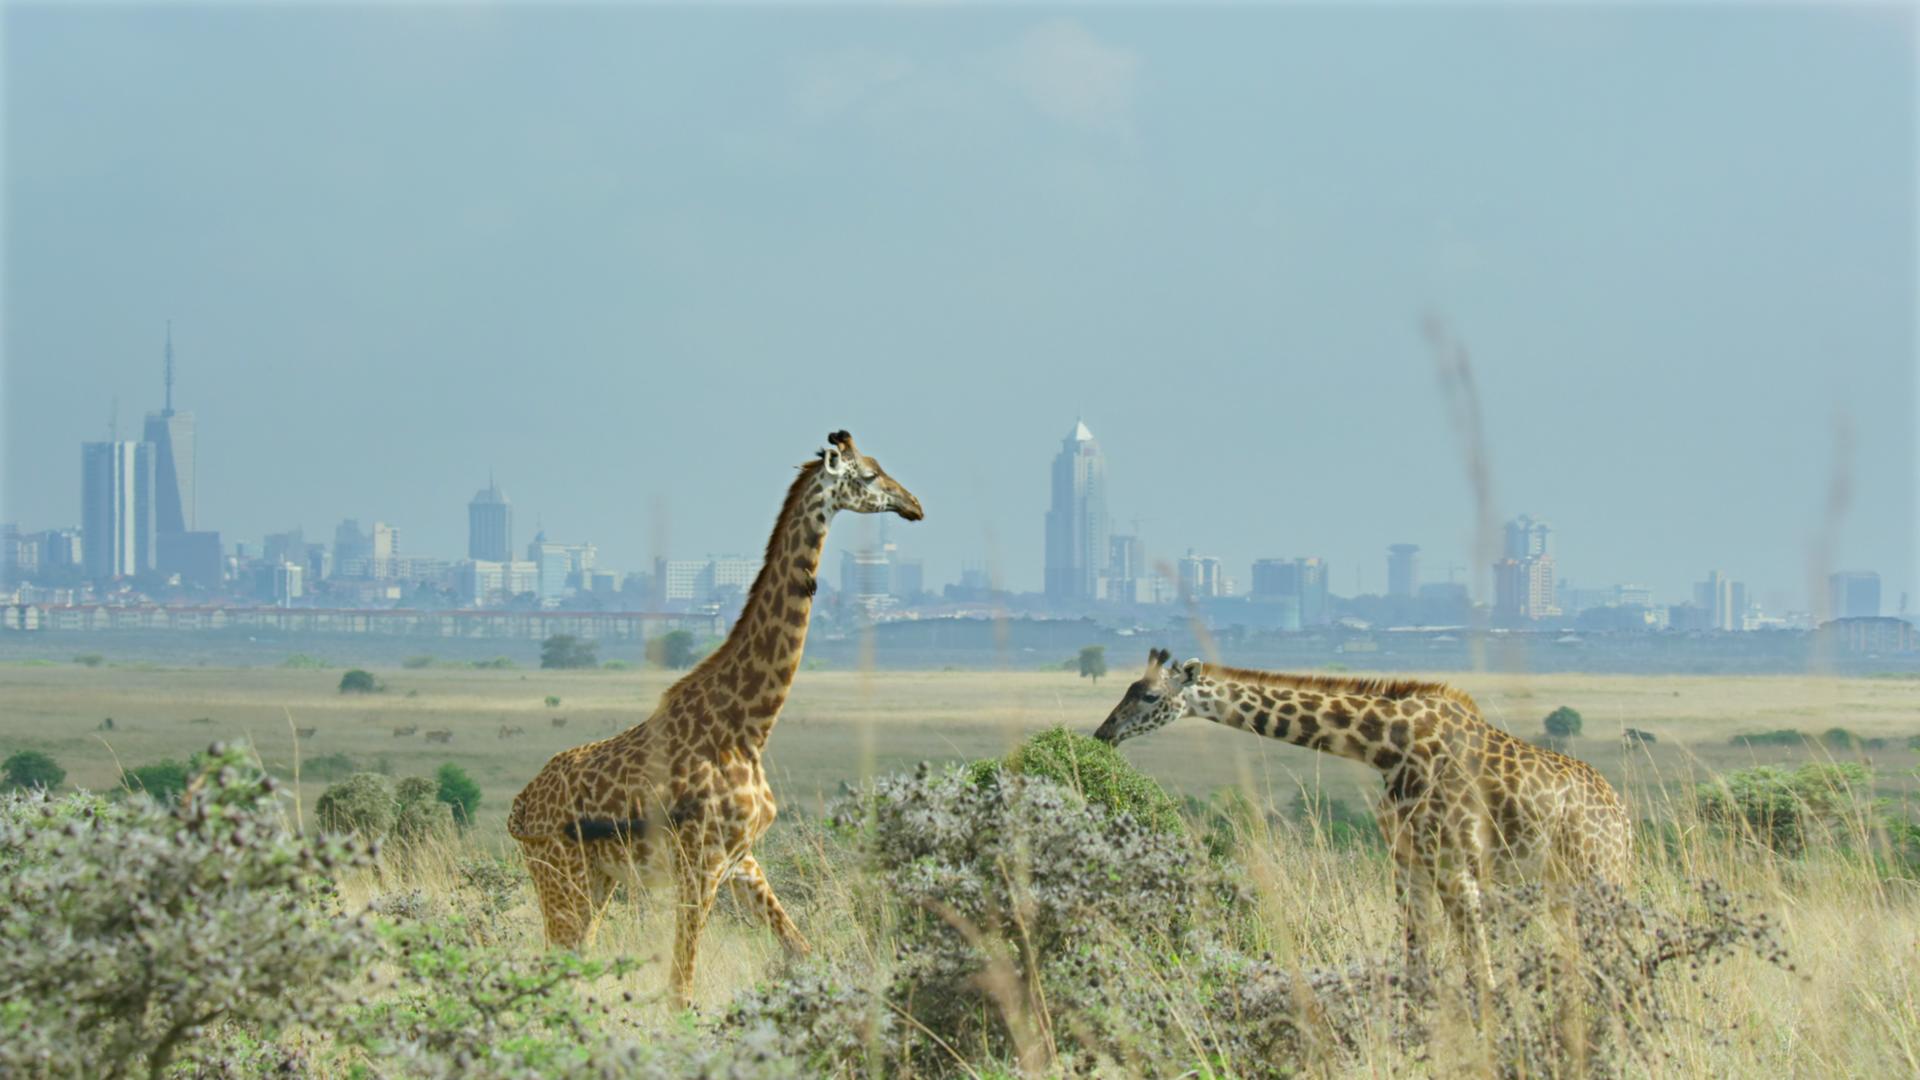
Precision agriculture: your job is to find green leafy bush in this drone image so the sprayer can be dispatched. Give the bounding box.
[282,653,330,670]
[401,654,435,669]
[970,725,1184,835]
[124,758,193,801]
[304,751,359,781]
[2,750,64,791]
[544,694,562,708]
[436,763,482,828]
[469,656,516,670]
[0,744,374,1078]
[1698,763,1875,854]
[72,653,104,668]
[316,773,397,837]
[1544,706,1583,739]
[1731,729,1804,748]
[646,629,697,669]
[338,668,379,694]
[391,776,455,845]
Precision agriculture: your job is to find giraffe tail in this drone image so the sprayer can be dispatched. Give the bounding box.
[564,817,649,842]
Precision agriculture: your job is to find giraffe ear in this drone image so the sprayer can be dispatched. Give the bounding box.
[1180,659,1202,682]
[821,444,850,476]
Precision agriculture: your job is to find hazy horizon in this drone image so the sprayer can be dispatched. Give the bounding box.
[4,5,1914,612]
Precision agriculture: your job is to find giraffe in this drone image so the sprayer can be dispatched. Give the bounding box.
[1093,649,1630,983]
[508,430,923,1007]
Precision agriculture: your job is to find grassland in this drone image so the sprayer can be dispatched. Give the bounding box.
[7,662,1920,1074]
[6,662,1920,825]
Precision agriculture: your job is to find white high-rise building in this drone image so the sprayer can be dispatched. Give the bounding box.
[1044,419,1109,602]
[81,440,155,580]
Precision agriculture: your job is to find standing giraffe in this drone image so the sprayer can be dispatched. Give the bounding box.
[1093,649,1630,980]
[509,431,923,1007]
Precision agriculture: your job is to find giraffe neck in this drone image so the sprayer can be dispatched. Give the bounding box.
[703,462,832,747]
[1185,669,1436,773]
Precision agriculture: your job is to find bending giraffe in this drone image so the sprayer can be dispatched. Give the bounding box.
[509,431,923,1007]
[1093,649,1630,979]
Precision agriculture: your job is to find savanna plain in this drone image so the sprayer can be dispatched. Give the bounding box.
[6,660,1920,1076]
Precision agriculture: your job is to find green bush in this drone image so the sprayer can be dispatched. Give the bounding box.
[2,750,64,791]
[1698,762,1875,855]
[305,751,359,781]
[282,653,330,670]
[1544,706,1583,740]
[338,668,379,694]
[602,659,632,671]
[436,763,482,828]
[1731,729,1804,748]
[972,726,1184,835]
[544,694,562,708]
[316,773,397,837]
[124,758,193,801]
[401,655,435,669]
[391,775,455,844]
[469,656,516,670]
[72,653,104,668]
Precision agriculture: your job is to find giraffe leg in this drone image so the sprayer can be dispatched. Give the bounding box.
[727,852,811,955]
[1438,869,1494,1019]
[670,843,727,1009]
[521,839,601,949]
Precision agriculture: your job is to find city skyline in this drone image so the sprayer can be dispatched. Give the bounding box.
[4,7,1911,609]
[16,369,1909,618]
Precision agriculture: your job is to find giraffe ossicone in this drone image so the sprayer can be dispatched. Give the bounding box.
[508,430,923,1008]
[1095,648,1632,981]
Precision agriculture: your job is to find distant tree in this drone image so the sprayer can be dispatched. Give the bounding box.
[72,654,104,668]
[540,634,599,670]
[1544,706,1584,741]
[124,759,192,801]
[1076,645,1109,684]
[544,695,562,708]
[647,629,698,670]
[338,669,378,694]
[3,750,65,791]
[436,763,482,828]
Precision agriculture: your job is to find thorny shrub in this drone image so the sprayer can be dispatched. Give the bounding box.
[813,762,1789,1078]
[834,762,1212,1070]
[0,743,375,1080]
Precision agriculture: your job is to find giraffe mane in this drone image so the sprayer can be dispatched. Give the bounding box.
[758,458,827,569]
[1201,664,1478,707]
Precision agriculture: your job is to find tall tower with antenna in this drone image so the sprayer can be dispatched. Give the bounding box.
[144,321,196,533]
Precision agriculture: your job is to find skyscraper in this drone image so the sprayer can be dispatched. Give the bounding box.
[143,323,196,534]
[81,440,155,580]
[1387,544,1420,598]
[468,478,513,562]
[1504,515,1552,559]
[1829,571,1882,619]
[1494,515,1558,621]
[1043,420,1109,602]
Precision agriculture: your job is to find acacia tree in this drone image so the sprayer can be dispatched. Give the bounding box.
[1077,645,1108,684]
[647,629,697,670]
[540,634,599,670]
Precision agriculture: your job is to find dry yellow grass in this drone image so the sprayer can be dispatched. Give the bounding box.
[8,663,1920,1074]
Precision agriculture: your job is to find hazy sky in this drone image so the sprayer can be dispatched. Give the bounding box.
[4,4,1913,611]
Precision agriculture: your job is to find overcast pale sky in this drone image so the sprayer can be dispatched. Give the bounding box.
[3,4,1913,611]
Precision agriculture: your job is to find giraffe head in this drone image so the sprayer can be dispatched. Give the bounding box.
[818,430,924,521]
[1093,648,1201,746]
